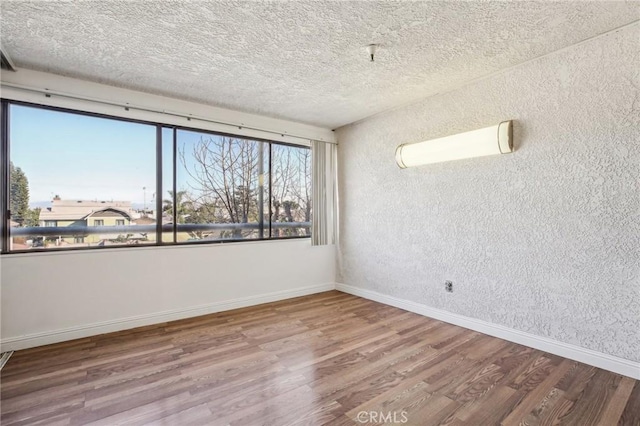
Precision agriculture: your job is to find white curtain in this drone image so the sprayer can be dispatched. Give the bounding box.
[311,140,338,246]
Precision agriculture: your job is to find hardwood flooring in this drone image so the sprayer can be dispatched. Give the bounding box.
[1,291,638,425]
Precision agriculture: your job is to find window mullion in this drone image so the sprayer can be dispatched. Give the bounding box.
[1,101,9,253]
[172,128,177,243]
[155,125,163,245]
[268,143,273,239]
[258,142,264,239]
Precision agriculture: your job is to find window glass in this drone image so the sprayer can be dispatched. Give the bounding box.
[3,102,311,252]
[176,130,268,242]
[8,104,156,250]
[271,144,312,237]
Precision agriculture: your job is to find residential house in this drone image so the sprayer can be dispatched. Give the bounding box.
[39,198,134,245]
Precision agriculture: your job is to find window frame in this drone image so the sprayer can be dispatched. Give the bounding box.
[1,99,312,254]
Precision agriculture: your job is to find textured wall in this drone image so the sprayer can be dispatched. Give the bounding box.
[335,25,639,361]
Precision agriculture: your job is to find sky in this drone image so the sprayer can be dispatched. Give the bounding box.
[11,104,157,206]
[10,105,215,208]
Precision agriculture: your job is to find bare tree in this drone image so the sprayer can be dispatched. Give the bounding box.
[179,136,260,239]
[291,147,312,235]
[271,145,312,236]
[179,136,311,240]
[271,145,294,237]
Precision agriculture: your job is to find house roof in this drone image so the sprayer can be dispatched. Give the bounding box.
[133,216,156,225]
[86,208,131,220]
[40,200,133,221]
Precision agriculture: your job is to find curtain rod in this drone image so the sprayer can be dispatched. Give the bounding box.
[1,82,336,144]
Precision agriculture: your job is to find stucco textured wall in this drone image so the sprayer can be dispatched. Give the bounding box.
[335,25,639,361]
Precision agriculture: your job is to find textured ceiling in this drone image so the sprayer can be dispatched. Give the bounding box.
[1,1,638,129]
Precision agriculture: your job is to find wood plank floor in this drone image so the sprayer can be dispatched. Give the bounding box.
[1,291,638,425]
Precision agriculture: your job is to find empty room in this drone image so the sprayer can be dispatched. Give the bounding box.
[0,1,638,425]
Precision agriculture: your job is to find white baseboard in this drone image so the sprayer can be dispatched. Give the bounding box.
[336,283,640,380]
[5,281,638,380]
[0,351,13,371]
[0,283,335,352]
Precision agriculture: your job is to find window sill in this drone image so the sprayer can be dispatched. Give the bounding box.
[1,236,312,258]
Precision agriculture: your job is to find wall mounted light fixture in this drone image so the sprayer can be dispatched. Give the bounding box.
[395,121,513,168]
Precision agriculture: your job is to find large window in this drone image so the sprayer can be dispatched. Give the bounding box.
[1,101,311,253]
[172,129,268,242]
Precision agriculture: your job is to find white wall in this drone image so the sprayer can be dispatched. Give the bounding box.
[335,24,639,363]
[1,239,335,351]
[0,69,337,351]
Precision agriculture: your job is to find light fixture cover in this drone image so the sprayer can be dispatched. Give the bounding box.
[395,121,513,168]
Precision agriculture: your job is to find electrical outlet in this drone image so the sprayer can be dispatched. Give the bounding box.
[445,281,453,293]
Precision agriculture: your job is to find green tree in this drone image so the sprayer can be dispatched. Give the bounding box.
[163,190,190,223]
[9,162,29,225]
[163,190,211,239]
[24,207,41,228]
